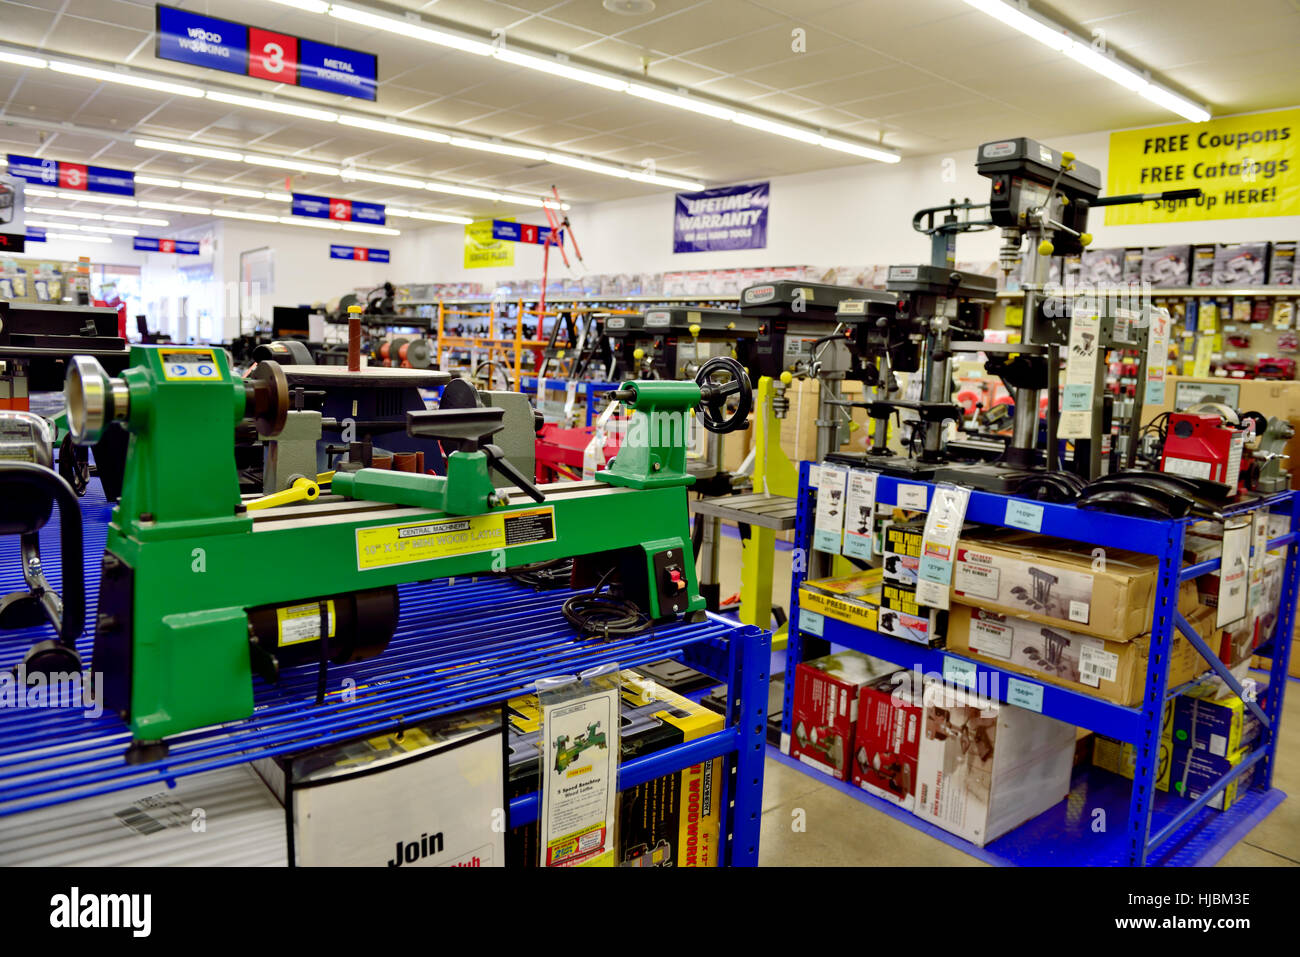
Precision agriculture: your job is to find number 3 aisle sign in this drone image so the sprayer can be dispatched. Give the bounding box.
[156,4,377,101]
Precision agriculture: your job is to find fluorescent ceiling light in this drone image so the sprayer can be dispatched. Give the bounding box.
[339,222,400,236]
[182,180,266,199]
[425,182,504,202]
[328,3,494,56]
[493,48,628,92]
[264,192,293,202]
[388,208,474,225]
[345,170,426,190]
[139,201,213,215]
[449,137,547,161]
[212,209,279,222]
[135,138,243,162]
[821,137,902,163]
[25,220,71,228]
[27,207,103,220]
[50,60,203,97]
[81,225,138,236]
[546,153,628,177]
[206,90,339,123]
[626,171,704,190]
[265,0,330,13]
[962,0,1209,122]
[338,114,451,143]
[626,84,736,121]
[0,50,48,69]
[47,232,113,244]
[243,153,339,176]
[135,174,182,188]
[278,216,341,231]
[106,214,169,226]
[732,113,823,145]
[24,188,139,207]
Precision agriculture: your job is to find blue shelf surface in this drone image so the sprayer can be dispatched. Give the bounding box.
[771,746,1285,867]
[0,481,770,865]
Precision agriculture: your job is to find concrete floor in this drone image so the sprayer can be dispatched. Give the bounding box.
[709,530,1300,867]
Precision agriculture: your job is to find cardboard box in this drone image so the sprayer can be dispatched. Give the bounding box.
[1080,248,1125,285]
[1169,743,1257,809]
[1093,702,1174,791]
[780,376,869,463]
[946,603,1218,705]
[505,670,724,867]
[1214,242,1271,286]
[878,580,945,647]
[1142,245,1192,286]
[852,671,923,809]
[799,570,881,631]
[914,680,1076,846]
[1192,244,1217,287]
[1172,682,1268,756]
[951,528,1182,641]
[1123,248,1144,282]
[790,652,899,781]
[1270,240,1296,286]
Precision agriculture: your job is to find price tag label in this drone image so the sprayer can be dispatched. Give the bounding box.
[797,609,824,637]
[1005,499,1044,532]
[1006,677,1044,713]
[897,484,929,510]
[942,656,978,689]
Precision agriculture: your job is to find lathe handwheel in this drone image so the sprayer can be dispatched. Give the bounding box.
[695,356,752,434]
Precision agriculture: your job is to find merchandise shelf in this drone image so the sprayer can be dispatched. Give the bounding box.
[784,460,1297,866]
[0,481,770,866]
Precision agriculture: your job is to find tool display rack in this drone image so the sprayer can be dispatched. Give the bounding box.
[0,481,770,867]
[784,460,1298,866]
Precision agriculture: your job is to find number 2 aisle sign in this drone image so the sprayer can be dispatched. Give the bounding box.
[292,194,385,225]
[156,4,377,101]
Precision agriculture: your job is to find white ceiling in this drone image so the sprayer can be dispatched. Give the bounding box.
[1,0,1297,226]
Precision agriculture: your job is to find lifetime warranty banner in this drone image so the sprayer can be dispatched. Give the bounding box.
[673,182,769,253]
[1106,108,1300,224]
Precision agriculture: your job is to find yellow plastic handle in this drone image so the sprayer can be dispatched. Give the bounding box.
[246,476,320,511]
[688,323,701,338]
[347,304,363,314]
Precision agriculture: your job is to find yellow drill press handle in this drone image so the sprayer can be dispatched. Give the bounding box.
[246,476,321,511]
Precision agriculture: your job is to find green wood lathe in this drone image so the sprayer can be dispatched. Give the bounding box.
[65,347,750,760]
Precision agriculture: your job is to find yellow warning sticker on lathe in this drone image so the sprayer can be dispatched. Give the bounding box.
[159,348,222,381]
[276,600,336,647]
[355,506,557,571]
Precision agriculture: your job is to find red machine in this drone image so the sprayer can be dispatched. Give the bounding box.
[1160,411,1249,489]
[1256,357,1297,381]
[534,422,620,483]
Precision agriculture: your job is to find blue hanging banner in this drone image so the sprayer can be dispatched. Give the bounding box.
[330,245,389,263]
[26,227,46,243]
[134,237,200,255]
[294,193,385,225]
[8,154,135,196]
[491,220,563,245]
[155,4,377,102]
[673,181,769,253]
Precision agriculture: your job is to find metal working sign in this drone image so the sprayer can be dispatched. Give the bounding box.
[464,218,514,269]
[491,219,564,246]
[7,154,135,196]
[330,244,390,263]
[156,4,378,101]
[292,193,385,225]
[134,237,200,254]
[673,181,769,253]
[1106,108,1300,224]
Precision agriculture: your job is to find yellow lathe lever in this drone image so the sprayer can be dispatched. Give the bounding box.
[246,476,321,511]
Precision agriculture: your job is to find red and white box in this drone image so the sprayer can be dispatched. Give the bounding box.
[852,672,922,809]
[789,652,898,781]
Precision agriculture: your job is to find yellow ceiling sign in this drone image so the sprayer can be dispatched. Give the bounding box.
[1106,108,1300,225]
[463,218,514,269]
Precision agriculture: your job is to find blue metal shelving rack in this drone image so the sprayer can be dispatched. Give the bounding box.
[0,481,770,867]
[521,376,620,427]
[783,460,1298,866]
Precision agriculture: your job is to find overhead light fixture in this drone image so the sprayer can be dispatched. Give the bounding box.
[733,113,824,145]
[327,3,495,56]
[449,137,548,162]
[277,216,340,231]
[50,60,203,97]
[47,232,113,244]
[625,171,704,190]
[265,0,330,13]
[345,170,426,190]
[493,48,629,92]
[0,50,48,69]
[821,137,902,164]
[81,225,138,236]
[338,114,451,143]
[264,192,293,202]
[243,153,339,176]
[135,174,183,188]
[212,209,280,222]
[388,208,474,225]
[626,84,736,121]
[425,182,504,202]
[546,154,628,177]
[182,180,266,199]
[24,188,140,207]
[26,207,103,221]
[206,90,340,123]
[106,214,170,226]
[961,0,1209,122]
[339,222,400,236]
[135,138,244,162]
[139,201,213,215]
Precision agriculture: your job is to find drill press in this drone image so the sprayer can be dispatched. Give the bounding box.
[65,346,751,759]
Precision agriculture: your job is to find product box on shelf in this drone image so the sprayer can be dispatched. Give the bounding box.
[790,652,900,781]
[883,520,924,587]
[1080,248,1125,285]
[950,529,1195,641]
[1169,743,1257,809]
[505,670,723,868]
[878,580,946,647]
[945,603,1218,705]
[254,708,505,867]
[1214,242,1271,286]
[1123,248,1145,282]
[1142,245,1192,286]
[1269,241,1296,286]
[799,568,882,631]
[1192,244,1217,286]
[914,680,1076,846]
[1172,682,1269,756]
[852,671,923,810]
[1092,703,1174,791]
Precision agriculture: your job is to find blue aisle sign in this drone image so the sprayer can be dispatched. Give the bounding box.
[8,154,135,196]
[491,220,563,245]
[673,181,769,253]
[26,228,45,243]
[330,245,389,263]
[156,4,377,101]
[293,193,385,225]
[134,237,200,254]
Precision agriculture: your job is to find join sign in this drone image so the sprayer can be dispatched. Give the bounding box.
[491,220,563,245]
[8,154,135,196]
[293,193,385,225]
[330,245,389,263]
[156,4,377,101]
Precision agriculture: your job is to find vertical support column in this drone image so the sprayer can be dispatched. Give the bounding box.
[781,460,815,753]
[1127,518,1185,865]
[727,624,771,867]
[1262,492,1299,788]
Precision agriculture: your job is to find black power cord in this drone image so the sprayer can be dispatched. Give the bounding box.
[561,566,652,641]
[506,557,574,591]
